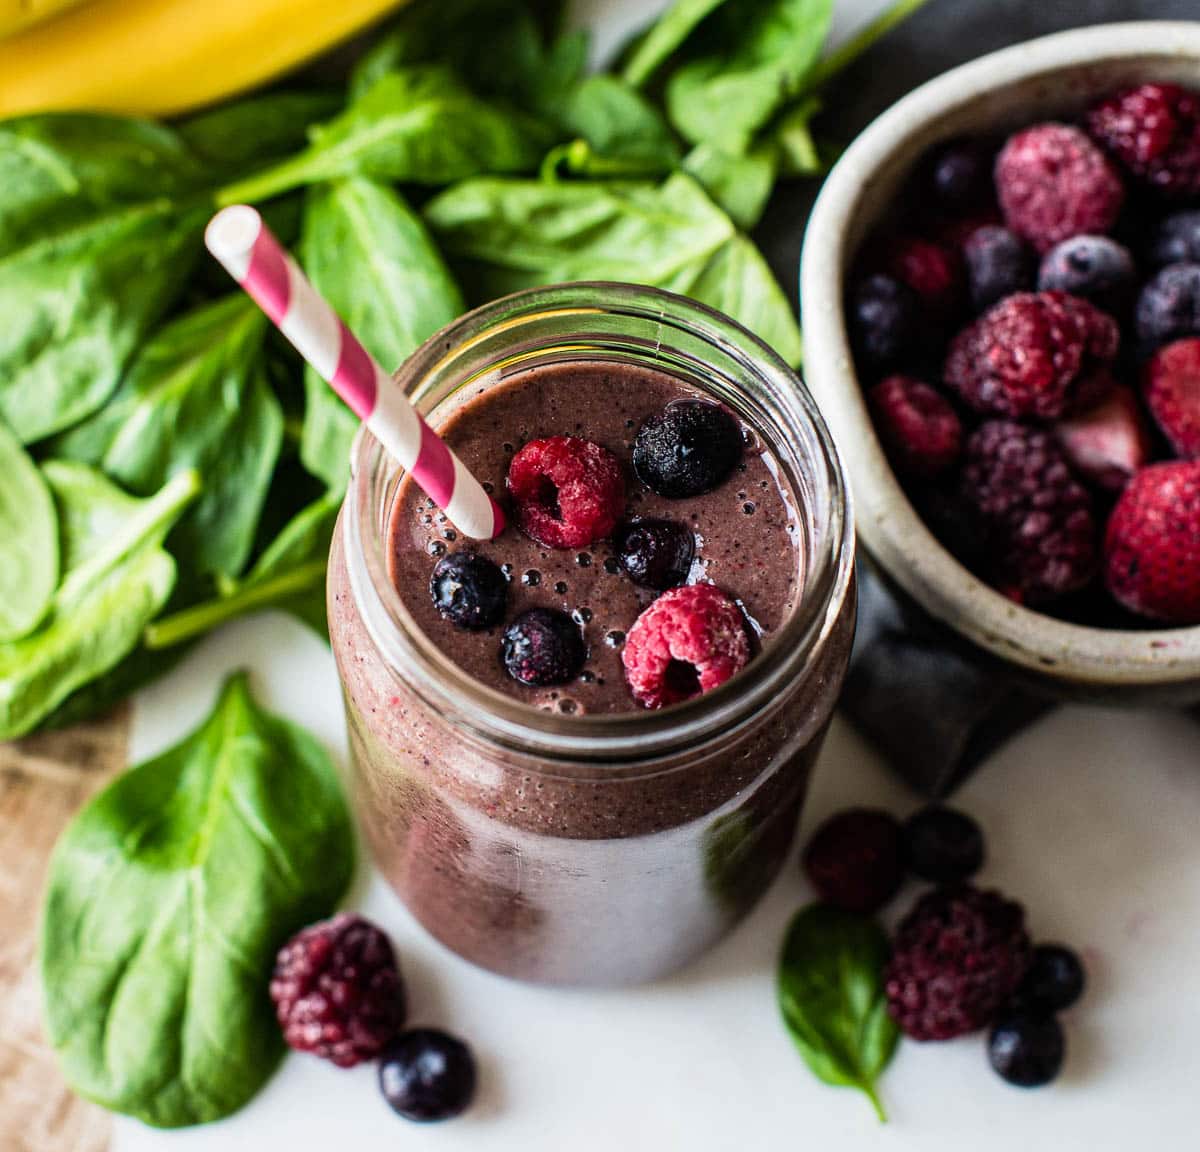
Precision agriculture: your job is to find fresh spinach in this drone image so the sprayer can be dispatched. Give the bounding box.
[556,75,680,170]
[620,0,729,89]
[425,172,802,366]
[0,417,58,642]
[52,295,282,581]
[41,671,354,1128]
[682,142,777,230]
[299,178,464,492]
[777,903,900,1122]
[217,67,548,206]
[0,463,199,740]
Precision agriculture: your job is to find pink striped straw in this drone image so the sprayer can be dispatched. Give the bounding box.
[205,205,506,541]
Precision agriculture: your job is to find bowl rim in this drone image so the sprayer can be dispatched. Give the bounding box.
[801,19,1200,687]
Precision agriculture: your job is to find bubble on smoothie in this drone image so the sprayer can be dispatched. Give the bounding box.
[573,607,593,625]
[554,581,568,595]
[576,553,592,567]
[743,503,756,515]
[603,556,620,574]
[605,630,625,648]
[427,540,447,557]
[522,570,541,587]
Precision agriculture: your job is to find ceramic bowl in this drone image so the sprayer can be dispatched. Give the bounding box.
[802,21,1200,704]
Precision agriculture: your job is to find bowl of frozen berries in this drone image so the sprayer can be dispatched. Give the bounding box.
[802,21,1200,702]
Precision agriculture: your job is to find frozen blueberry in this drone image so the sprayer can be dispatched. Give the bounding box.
[848,273,921,371]
[615,519,695,590]
[633,401,742,499]
[988,1013,1065,1088]
[926,139,994,212]
[1014,945,1086,1013]
[1148,210,1200,266]
[964,226,1035,312]
[430,552,507,630]
[378,1029,476,1122]
[1038,235,1136,314]
[902,804,985,882]
[1136,263,1200,344]
[501,607,586,686]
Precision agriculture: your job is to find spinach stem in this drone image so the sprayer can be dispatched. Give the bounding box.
[216,153,318,208]
[804,0,932,95]
[863,1082,888,1124]
[144,559,327,650]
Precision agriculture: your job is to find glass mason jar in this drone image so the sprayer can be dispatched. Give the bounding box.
[328,283,856,986]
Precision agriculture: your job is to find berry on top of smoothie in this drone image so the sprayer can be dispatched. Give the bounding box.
[430,552,508,630]
[633,400,743,499]
[501,607,587,686]
[614,518,695,590]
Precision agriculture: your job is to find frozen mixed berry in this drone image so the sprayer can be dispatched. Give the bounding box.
[988,1013,1065,1088]
[622,583,750,709]
[848,273,922,372]
[614,518,695,590]
[378,1029,476,1122]
[1055,385,1152,491]
[1038,235,1137,315]
[944,292,1120,420]
[1143,338,1200,457]
[507,435,625,549]
[994,123,1125,253]
[868,375,962,477]
[1013,944,1087,1013]
[1105,461,1200,624]
[963,225,1034,312]
[884,885,1032,1041]
[501,607,586,686]
[1148,209,1200,266]
[926,138,996,212]
[902,804,985,883]
[880,235,963,317]
[962,420,1098,603]
[429,552,507,630]
[633,400,742,499]
[270,913,406,1068]
[1088,83,1200,199]
[1136,263,1200,345]
[802,808,904,913]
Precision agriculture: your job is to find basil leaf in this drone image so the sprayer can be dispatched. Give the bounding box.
[425,172,802,365]
[682,141,778,230]
[777,904,899,1122]
[621,0,729,89]
[665,0,833,153]
[41,670,354,1128]
[0,416,58,641]
[299,178,464,492]
[218,67,547,206]
[52,295,282,581]
[0,463,198,739]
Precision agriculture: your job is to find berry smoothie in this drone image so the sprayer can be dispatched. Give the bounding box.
[328,285,855,984]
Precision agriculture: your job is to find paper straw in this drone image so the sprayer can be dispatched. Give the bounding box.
[205,205,506,541]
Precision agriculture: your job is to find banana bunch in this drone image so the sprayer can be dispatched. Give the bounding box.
[0,0,407,118]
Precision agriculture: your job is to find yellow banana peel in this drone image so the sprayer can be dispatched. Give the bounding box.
[0,0,89,41]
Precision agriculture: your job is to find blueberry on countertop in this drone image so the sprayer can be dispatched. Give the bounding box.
[902,803,985,883]
[988,1013,1065,1088]
[378,1029,477,1122]
[1013,944,1086,1013]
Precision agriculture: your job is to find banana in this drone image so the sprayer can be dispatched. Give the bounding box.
[0,0,90,41]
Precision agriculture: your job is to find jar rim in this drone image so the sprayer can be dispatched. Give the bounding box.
[344,282,855,764]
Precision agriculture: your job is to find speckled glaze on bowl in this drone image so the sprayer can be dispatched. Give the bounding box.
[802,21,1200,704]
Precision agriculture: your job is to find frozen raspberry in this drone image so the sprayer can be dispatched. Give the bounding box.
[1038,235,1137,316]
[944,292,1120,419]
[962,420,1098,603]
[869,375,962,477]
[848,273,922,372]
[1088,83,1200,199]
[1149,210,1200,266]
[622,583,750,709]
[1143,338,1200,458]
[507,436,625,549]
[995,124,1125,253]
[270,913,406,1068]
[501,608,586,686]
[802,808,904,913]
[1136,263,1200,345]
[633,400,742,499]
[884,885,1032,1042]
[1055,384,1152,491]
[1105,461,1200,624]
[880,235,963,316]
[963,225,1034,312]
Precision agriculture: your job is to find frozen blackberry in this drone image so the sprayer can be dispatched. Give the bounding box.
[988,1013,1065,1087]
[1038,235,1136,315]
[802,808,905,913]
[1014,944,1087,1013]
[615,519,695,590]
[378,1029,477,1122]
[1136,263,1200,344]
[633,401,742,499]
[963,225,1034,312]
[270,913,406,1068]
[903,804,985,883]
[430,552,507,630]
[848,273,922,372]
[501,608,586,687]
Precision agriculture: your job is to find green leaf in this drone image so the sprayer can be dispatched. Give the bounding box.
[772,97,825,176]
[52,295,282,581]
[144,493,339,650]
[0,463,199,739]
[665,0,833,152]
[425,172,802,365]
[299,178,464,492]
[621,0,729,88]
[682,141,778,230]
[0,416,58,641]
[217,66,547,206]
[777,904,900,1122]
[555,75,680,169]
[41,671,354,1128]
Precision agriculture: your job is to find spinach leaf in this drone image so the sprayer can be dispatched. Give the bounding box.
[0,463,199,740]
[52,295,282,581]
[299,178,464,492]
[777,903,899,1122]
[772,97,825,176]
[682,142,777,230]
[425,172,802,365]
[0,416,58,642]
[145,493,339,650]
[217,67,547,206]
[41,670,354,1128]
[555,75,680,170]
[620,0,729,89]
[665,0,833,153]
